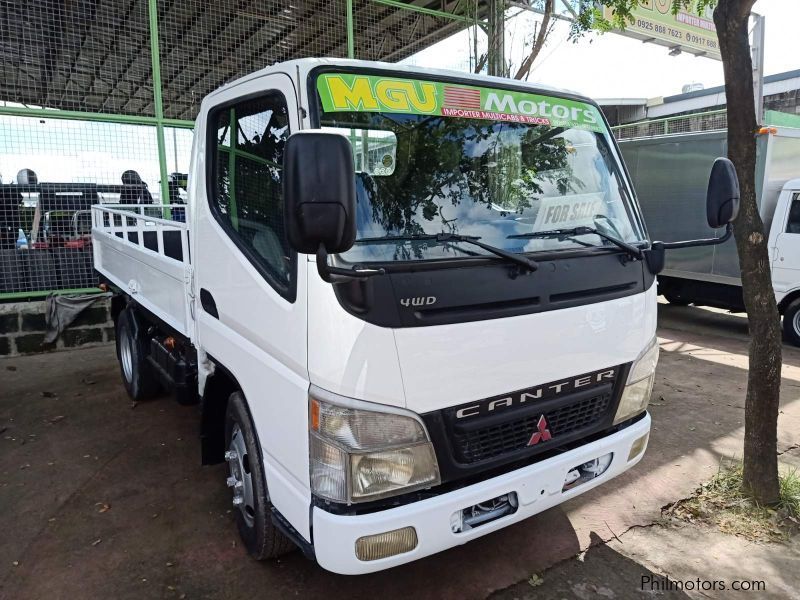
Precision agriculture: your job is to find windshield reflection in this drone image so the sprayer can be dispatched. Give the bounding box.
[320,111,641,263]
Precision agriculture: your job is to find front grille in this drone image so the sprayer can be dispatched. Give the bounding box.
[452,392,612,464]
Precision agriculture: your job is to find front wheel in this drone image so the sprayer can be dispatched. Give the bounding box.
[224,392,295,559]
[783,299,800,347]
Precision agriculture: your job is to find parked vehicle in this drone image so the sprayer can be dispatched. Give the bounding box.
[91,58,738,574]
[619,126,800,344]
[44,209,93,249]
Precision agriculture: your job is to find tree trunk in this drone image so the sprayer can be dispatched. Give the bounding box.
[714,0,781,504]
[487,0,506,76]
[514,0,554,80]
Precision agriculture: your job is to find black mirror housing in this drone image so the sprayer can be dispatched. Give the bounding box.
[284,131,356,254]
[644,243,665,275]
[706,157,740,229]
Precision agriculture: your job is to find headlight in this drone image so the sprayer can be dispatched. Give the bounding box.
[309,392,440,503]
[613,336,659,425]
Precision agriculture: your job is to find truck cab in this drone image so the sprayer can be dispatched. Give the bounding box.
[768,180,800,342]
[92,58,735,574]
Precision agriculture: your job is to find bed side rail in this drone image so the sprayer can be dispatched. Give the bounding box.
[91,204,193,338]
[91,204,190,263]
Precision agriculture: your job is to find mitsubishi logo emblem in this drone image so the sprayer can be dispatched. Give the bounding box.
[527,415,552,446]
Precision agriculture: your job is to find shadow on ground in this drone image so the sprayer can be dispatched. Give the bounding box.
[1,346,583,600]
[1,303,798,599]
[490,532,692,600]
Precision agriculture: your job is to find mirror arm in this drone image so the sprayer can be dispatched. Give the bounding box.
[659,223,733,250]
[316,244,386,284]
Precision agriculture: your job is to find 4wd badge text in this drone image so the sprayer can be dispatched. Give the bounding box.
[400,296,437,307]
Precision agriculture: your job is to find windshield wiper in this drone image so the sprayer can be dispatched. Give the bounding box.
[507,226,644,260]
[354,233,538,271]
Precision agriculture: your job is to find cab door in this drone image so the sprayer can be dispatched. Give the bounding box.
[189,72,311,539]
[771,190,800,296]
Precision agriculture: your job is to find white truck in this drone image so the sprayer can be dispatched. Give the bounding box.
[619,126,800,345]
[91,58,739,574]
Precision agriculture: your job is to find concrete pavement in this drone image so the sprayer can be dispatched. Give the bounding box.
[1,303,799,599]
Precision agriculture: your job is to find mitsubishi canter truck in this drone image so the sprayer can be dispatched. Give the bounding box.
[91,58,739,574]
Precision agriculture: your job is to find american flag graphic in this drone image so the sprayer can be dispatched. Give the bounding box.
[443,86,482,109]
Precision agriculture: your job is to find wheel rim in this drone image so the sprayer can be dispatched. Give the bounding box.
[119,326,134,383]
[226,424,256,527]
[793,311,800,337]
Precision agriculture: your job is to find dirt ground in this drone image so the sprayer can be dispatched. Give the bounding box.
[1,302,800,599]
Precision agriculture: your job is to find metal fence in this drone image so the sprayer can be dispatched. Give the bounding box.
[611,108,800,142]
[611,109,729,141]
[0,0,484,299]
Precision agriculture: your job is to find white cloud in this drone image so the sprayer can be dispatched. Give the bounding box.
[405,0,795,101]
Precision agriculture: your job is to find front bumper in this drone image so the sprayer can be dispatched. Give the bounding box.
[312,412,651,574]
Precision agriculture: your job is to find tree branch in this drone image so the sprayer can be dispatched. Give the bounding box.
[712,0,756,30]
[474,52,488,74]
[514,0,555,80]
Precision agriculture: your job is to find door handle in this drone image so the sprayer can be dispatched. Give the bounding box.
[200,288,219,319]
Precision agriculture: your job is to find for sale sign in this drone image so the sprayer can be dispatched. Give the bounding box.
[532,195,605,232]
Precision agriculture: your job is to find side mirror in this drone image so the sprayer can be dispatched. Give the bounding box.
[706,157,740,228]
[283,131,356,254]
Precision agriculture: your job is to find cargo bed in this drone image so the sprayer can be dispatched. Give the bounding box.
[619,126,800,286]
[92,204,192,338]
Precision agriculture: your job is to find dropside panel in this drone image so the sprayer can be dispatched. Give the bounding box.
[91,204,192,337]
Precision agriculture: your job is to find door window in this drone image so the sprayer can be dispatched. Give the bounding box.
[786,193,800,234]
[210,92,294,298]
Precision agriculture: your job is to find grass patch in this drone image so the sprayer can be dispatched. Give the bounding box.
[778,468,800,516]
[662,460,800,542]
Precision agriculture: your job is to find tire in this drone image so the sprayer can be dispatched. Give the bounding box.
[783,299,800,347]
[662,290,691,306]
[115,307,160,401]
[224,391,295,559]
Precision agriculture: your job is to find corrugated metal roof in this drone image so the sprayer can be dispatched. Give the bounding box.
[0,0,485,120]
[661,68,800,104]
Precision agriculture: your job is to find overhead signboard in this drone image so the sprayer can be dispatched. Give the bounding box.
[603,0,721,61]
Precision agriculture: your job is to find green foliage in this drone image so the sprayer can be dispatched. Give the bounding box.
[567,0,719,38]
[704,463,799,517]
[778,468,800,517]
[663,462,800,541]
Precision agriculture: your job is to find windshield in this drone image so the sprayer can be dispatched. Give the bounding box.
[316,72,644,263]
